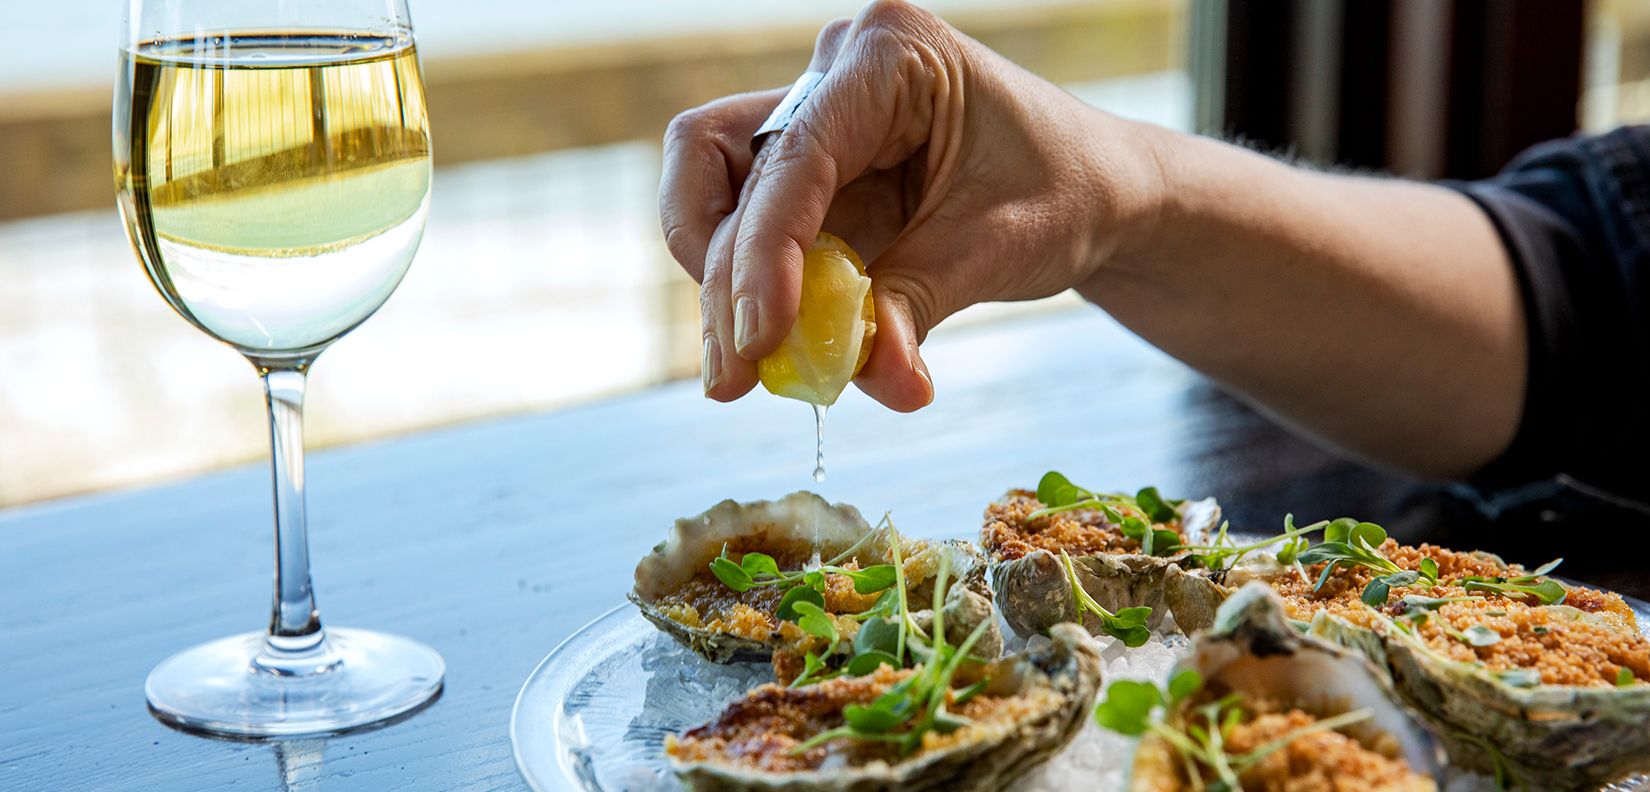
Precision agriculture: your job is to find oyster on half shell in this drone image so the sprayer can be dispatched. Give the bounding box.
[1161,536,1650,788]
[983,492,1221,638]
[668,623,1102,792]
[629,492,998,672]
[1130,583,1444,792]
[1311,602,1650,790]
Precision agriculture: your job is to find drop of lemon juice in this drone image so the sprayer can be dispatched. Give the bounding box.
[812,404,827,482]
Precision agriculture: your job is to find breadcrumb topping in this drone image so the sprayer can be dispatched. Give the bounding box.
[1223,710,1436,792]
[981,490,1184,561]
[666,665,1061,772]
[1259,540,1646,688]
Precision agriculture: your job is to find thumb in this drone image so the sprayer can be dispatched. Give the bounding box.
[854,268,945,412]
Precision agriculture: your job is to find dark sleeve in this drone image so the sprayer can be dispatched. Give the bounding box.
[1446,126,1650,501]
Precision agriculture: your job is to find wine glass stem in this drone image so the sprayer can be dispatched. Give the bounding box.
[263,366,323,645]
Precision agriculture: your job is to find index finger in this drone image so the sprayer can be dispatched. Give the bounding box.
[659,87,787,284]
[727,2,948,359]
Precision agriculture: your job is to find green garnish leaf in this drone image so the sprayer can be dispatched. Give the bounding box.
[1322,518,1357,544]
[1093,679,1161,735]
[1420,557,1439,582]
[804,569,827,592]
[843,702,905,732]
[1528,579,1567,604]
[1529,558,1563,577]
[846,651,900,677]
[1362,570,1421,606]
[1167,669,1203,704]
[789,600,839,643]
[790,651,835,688]
[776,585,826,621]
[1136,486,1178,524]
[953,677,990,705]
[840,564,898,594]
[1618,667,1635,687]
[1398,594,1480,615]
[1351,522,1388,550]
[740,552,779,578]
[1462,625,1503,647]
[1496,668,1541,688]
[932,710,973,734]
[710,556,753,591]
[1036,471,1087,509]
[853,616,902,657]
[1462,577,1567,606]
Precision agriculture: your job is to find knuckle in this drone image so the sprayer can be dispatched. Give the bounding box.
[664,108,717,149]
[881,274,943,343]
[858,0,928,34]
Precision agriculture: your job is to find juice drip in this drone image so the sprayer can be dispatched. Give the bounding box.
[812,404,827,482]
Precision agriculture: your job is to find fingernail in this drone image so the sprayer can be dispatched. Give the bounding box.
[702,334,723,395]
[734,296,759,353]
[914,353,935,406]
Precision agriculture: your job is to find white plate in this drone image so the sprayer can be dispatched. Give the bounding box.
[511,594,1650,792]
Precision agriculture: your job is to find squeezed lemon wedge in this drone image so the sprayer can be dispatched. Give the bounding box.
[756,232,877,406]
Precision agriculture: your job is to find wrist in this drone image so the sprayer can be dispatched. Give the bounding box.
[1080,116,1182,285]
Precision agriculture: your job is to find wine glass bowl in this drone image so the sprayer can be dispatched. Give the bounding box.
[116,0,444,737]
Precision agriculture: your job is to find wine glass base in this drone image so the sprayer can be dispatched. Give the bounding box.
[146,627,445,737]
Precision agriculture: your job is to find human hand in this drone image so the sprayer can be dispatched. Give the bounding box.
[659,0,1165,410]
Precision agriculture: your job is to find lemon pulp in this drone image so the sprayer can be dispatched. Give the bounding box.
[756,232,876,406]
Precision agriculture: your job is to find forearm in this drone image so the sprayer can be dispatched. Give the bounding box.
[1077,125,1526,479]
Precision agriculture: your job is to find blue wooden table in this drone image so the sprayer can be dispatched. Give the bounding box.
[0,307,1619,791]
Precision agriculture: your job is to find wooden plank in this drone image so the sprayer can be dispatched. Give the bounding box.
[0,0,1177,221]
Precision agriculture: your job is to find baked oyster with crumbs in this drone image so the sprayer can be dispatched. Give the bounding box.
[667,622,1101,792]
[1162,518,1650,787]
[982,473,1220,639]
[629,492,998,683]
[1113,583,1443,792]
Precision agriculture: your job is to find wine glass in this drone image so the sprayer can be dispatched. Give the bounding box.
[114,0,444,736]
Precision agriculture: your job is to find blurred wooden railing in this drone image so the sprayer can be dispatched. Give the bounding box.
[0,0,1179,221]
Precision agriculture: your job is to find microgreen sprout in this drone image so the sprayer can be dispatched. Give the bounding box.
[1392,594,1482,631]
[788,553,996,756]
[1027,472,1184,557]
[1059,549,1153,647]
[1094,670,1375,792]
[1290,520,1441,606]
[1619,667,1636,687]
[707,513,928,685]
[1176,513,1329,572]
[1459,559,1567,606]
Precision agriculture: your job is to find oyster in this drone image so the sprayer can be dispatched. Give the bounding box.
[1161,531,1650,787]
[1129,583,1444,792]
[1162,540,1627,636]
[1311,596,1650,789]
[983,489,1221,638]
[667,622,1102,792]
[629,492,998,672]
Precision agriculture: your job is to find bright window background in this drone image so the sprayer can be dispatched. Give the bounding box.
[0,1,1190,507]
[1586,0,1650,130]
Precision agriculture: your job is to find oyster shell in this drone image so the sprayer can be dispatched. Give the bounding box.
[1164,545,1551,636]
[629,492,997,666]
[1161,536,1650,787]
[1130,583,1444,792]
[985,494,1221,638]
[669,622,1102,792]
[1311,604,1650,789]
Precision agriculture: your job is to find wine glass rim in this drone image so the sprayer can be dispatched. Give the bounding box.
[124,28,415,66]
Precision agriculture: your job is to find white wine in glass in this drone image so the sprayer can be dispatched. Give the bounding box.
[115,0,444,736]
